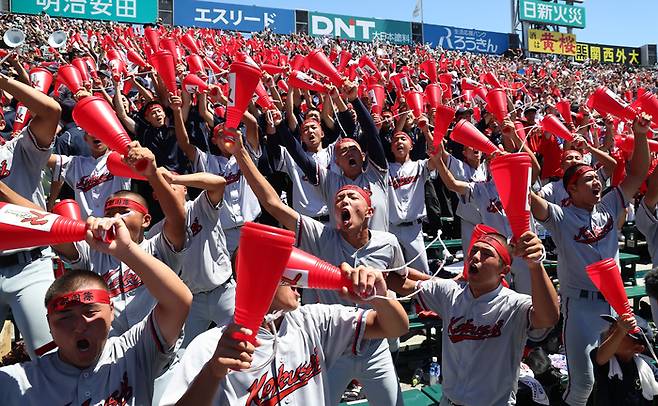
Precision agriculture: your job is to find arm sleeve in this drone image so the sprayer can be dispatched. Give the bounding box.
[66,241,91,269]
[277,122,319,185]
[636,199,658,240]
[538,201,564,236]
[295,215,325,256]
[414,279,458,317]
[192,147,209,173]
[601,186,626,218]
[336,109,356,139]
[353,98,388,171]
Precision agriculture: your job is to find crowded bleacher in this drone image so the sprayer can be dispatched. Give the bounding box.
[0,7,658,406]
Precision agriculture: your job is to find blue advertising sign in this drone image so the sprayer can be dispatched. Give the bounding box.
[173,1,295,34]
[424,24,509,55]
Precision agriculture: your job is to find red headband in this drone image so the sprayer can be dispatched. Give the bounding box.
[474,234,512,266]
[46,289,111,314]
[334,137,361,152]
[104,197,149,215]
[336,185,372,208]
[566,165,595,189]
[393,131,413,146]
[145,103,163,115]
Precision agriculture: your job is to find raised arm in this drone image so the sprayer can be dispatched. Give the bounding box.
[170,94,197,162]
[113,79,136,134]
[644,165,658,212]
[276,118,320,185]
[0,74,61,148]
[594,314,636,366]
[530,191,550,222]
[0,181,42,210]
[434,142,470,196]
[164,170,226,207]
[345,84,387,170]
[573,134,617,178]
[619,114,651,201]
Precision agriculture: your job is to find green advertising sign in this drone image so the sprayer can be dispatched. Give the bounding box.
[520,0,586,29]
[11,0,158,24]
[308,12,412,44]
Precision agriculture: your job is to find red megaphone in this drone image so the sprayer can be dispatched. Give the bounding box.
[591,86,637,121]
[106,151,147,180]
[254,81,275,110]
[11,104,30,136]
[337,49,352,72]
[390,72,412,94]
[180,32,200,54]
[282,247,351,290]
[0,203,87,251]
[461,78,481,92]
[182,73,209,94]
[490,153,533,241]
[108,58,126,82]
[405,91,425,119]
[438,73,453,88]
[127,50,148,68]
[71,58,90,84]
[486,89,508,123]
[144,27,160,51]
[540,114,574,141]
[186,54,205,75]
[425,84,442,109]
[483,72,502,88]
[305,49,344,87]
[288,70,329,93]
[419,59,438,84]
[261,64,285,75]
[586,258,639,333]
[637,92,658,120]
[225,61,262,129]
[514,121,527,141]
[368,84,385,115]
[52,199,82,221]
[290,54,305,71]
[451,119,499,155]
[72,96,132,156]
[149,50,178,94]
[555,99,573,125]
[358,55,382,81]
[28,67,53,94]
[234,222,295,344]
[615,135,658,153]
[84,56,98,79]
[159,37,180,62]
[433,105,456,151]
[57,64,85,94]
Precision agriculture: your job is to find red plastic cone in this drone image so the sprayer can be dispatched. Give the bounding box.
[556,99,573,125]
[144,27,161,57]
[586,258,637,332]
[182,73,209,94]
[282,247,351,290]
[425,84,442,109]
[405,90,425,119]
[615,135,658,154]
[72,96,131,156]
[337,49,352,72]
[52,199,82,221]
[305,49,344,87]
[368,84,385,115]
[288,70,328,93]
[432,105,456,151]
[490,153,533,241]
[637,92,658,119]
[106,151,147,180]
[180,33,200,54]
[205,58,222,74]
[592,86,637,121]
[226,61,262,129]
[28,67,53,94]
[127,50,147,68]
[358,55,382,81]
[390,72,411,94]
[486,89,509,123]
[290,54,305,71]
[540,114,574,141]
[186,54,205,75]
[419,59,438,84]
[483,72,502,88]
[71,58,90,84]
[149,50,178,94]
[159,37,180,62]
[84,56,98,79]
[461,78,481,91]
[254,81,274,110]
[0,203,87,251]
[451,119,499,155]
[514,121,527,141]
[438,73,453,88]
[108,58,126,82]
[57,64,85,94]
[11,103,30,136]
[234,222,295,344]
[277,79,289,93]
[261,64,285,75]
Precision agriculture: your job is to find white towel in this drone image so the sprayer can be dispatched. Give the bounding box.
[607,355,658,400]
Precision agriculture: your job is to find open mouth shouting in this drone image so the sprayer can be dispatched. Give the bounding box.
[348,157,358,168]
[76,338,91,352]
[340,208,352,227]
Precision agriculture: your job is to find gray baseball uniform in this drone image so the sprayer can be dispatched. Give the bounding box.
[540,167,608,208]
[540,187,625,406]
[295,215,404,405]
[388,159,433,273]
[0,127,55,358]
[52,151,131,218]
[447,155,484,253]
[634,199,658,326]
[0,311,181,405]
[193,146,260,255]
[66,233,182,336]
[416,279,535,406]
[159,304,371,406]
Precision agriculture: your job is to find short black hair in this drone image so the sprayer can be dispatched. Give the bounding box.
[44,270,109,308]
[562,163,589,191]
[645,268,658,300]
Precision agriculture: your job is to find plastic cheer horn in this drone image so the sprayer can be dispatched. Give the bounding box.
[225,61,262,130]
[405,90,425,119]
[305,49,344,87]
[52,199,82,221]
[233,222,295,344]
[56,64,85,94]
[419,59,438,84]
[288,70,329,93]
[451,119,499,155]
[368,84,385,115]
[186,54,205,76]
[432,105,456,151]
[149,50,178,94]
[282,247,351,290]
[28,67,53,94]
[555,99,573,125]
[261,64,285,76]
[106,151,147,181]
[485,89,508,123]
[591,86,637,121]
[461,78,481,92]
[358,55,382,81]
[490,153,533,241]
[127,50,148,68]
[71,58,90,84]
[540,114,574,142]
[144,26,160,51]
[0,203,87,251]
[424,84,442,109]
[72,96,132,156]
[586,258,639,333]
[337,49,352,72]
[390,72,412,94]
[180,32,200,54]
[615,135,658,154]
[637,92,658,119]
[254,81,275,110]
[182,73,209,94]
[483,72,503,89]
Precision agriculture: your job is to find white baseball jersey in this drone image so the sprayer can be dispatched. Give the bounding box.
[634,199,658,267]
[295,215,405,306]
[53,151,132,219]
[416,279,534,406]
[387,159,433,225]
[540,167,608,208]
[0,311,181,406]
[148,191,232,294]
[193,146,260,230]
[539,187,625,292]
[318,158,389,232]
[159,304,370,406]
[447,155,484,225]
[274,145,334,218]
[66,233,182,334]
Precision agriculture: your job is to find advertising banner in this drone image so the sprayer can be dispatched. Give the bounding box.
[174,1,295,34]
[520,0,586,29]
[423,24,509,55]
[575,42,641,65]
[308,12,412,44]
[528,29,577,56]
[11,0,157,24]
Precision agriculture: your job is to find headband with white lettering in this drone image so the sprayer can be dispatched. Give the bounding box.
[46,289,111,314]
[104,197,149,215]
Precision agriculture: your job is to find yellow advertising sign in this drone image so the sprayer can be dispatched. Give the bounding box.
[528,29,577,56]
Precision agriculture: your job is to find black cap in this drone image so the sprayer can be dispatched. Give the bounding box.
[601,314,653,345]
